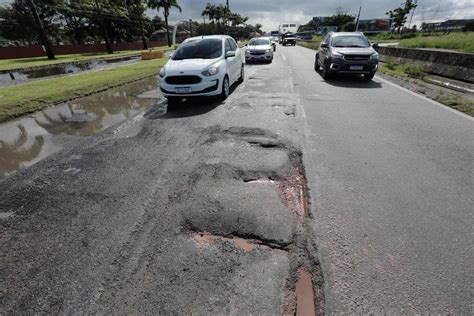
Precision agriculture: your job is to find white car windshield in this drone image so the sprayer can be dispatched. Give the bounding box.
[172,38,222,60]
[249,39,271,46]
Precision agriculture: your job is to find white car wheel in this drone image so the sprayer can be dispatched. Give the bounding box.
[221,76,230,99]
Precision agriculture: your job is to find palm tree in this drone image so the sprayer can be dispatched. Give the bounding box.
[202,3,216,33]
[148,0,181,47]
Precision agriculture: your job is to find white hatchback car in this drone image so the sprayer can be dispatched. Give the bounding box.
[159,35,244,106]
[245,37,274,63]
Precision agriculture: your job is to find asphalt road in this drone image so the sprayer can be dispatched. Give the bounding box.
[281,45,473,313]
[1,44,473,314]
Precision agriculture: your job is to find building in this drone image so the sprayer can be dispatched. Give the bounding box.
[422,19,474,32]
[150,27,191,43]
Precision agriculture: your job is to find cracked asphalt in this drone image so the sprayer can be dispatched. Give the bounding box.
[1,44,473,314]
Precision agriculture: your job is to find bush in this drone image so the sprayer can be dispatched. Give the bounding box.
[400,33,417,39]
[462,22,474,32]
[342,22,356,32]
[385,57,397,70]
[404,64,425,78]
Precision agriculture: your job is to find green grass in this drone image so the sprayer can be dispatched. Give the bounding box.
[379,58,473,116]
[0,58,167,123]
[0,46,171,71]
[379,58,426,78]
[398,32,474,53]
[434,94,473,116]
[297,41,321,50]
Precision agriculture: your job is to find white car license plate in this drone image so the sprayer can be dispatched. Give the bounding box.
[350,65,363,71]
[176,87,192,94]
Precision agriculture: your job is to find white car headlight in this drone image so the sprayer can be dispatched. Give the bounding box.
[266,49,271,53]
[370,52,379,60]
[331,52,344,59]
[159,67,166,78]
[202,66,219,77]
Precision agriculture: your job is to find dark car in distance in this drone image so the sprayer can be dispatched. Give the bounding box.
[314,32,379,80]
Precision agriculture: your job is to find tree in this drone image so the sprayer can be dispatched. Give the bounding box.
[322,13,355,27]
[386,0,417,33]
[462,21,474,32]
[26,0,55,59]
[93,0,113,53]
[126,0,148,49]
[148,0,181,47]
[342,22,356,32]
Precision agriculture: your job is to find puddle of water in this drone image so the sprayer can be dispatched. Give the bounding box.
[0,57,140,87]
[0,77,161,180]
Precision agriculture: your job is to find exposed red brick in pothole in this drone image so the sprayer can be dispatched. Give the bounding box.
[192,232,262,252]
[277,173,309,217]
[245,173,309,218]
[295,269,316,316]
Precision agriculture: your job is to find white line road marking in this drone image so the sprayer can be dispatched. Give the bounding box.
[376,76,473,121]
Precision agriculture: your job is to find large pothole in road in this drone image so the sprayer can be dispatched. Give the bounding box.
[167,125,324,314]
[176,176,294,245]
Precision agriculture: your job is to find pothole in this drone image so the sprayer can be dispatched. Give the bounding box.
[277,172,309,217]
[192,232,288,252]
[296,269,316,316]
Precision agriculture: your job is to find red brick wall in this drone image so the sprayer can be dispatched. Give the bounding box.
[0,41,168,60]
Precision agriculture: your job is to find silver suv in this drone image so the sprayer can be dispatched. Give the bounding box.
[314,32,379,81]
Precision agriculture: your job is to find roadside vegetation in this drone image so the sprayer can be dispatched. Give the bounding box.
[379,57,425,78]
[367,32,474,53]
[0,58,167,123]
[0,46,171,72]
[379,58,473,116]
[297,41,320,50]
[434,94,473,115]
[398,32,474,53]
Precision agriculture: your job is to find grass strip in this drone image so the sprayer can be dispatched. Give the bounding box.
[379,62,473,116]
[296,41,320,50]
[0,46,172,72]
[0,58,167,123]
[434,94,474,116]
[398,32,474,53]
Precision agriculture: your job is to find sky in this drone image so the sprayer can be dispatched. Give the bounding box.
[158,0,474,31]
[1,0,473,32]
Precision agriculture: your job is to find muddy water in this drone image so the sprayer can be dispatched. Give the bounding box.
[0,77,161,180]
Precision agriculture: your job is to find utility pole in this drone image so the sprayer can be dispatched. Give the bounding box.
[94,0,113,54]
[355,6,362,31]
[26,0,55,59]
[189,19,193,37]
[226,0,229,10]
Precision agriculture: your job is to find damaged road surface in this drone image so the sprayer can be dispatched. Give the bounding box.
[2,45,473,315]
[0,55,323,315]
